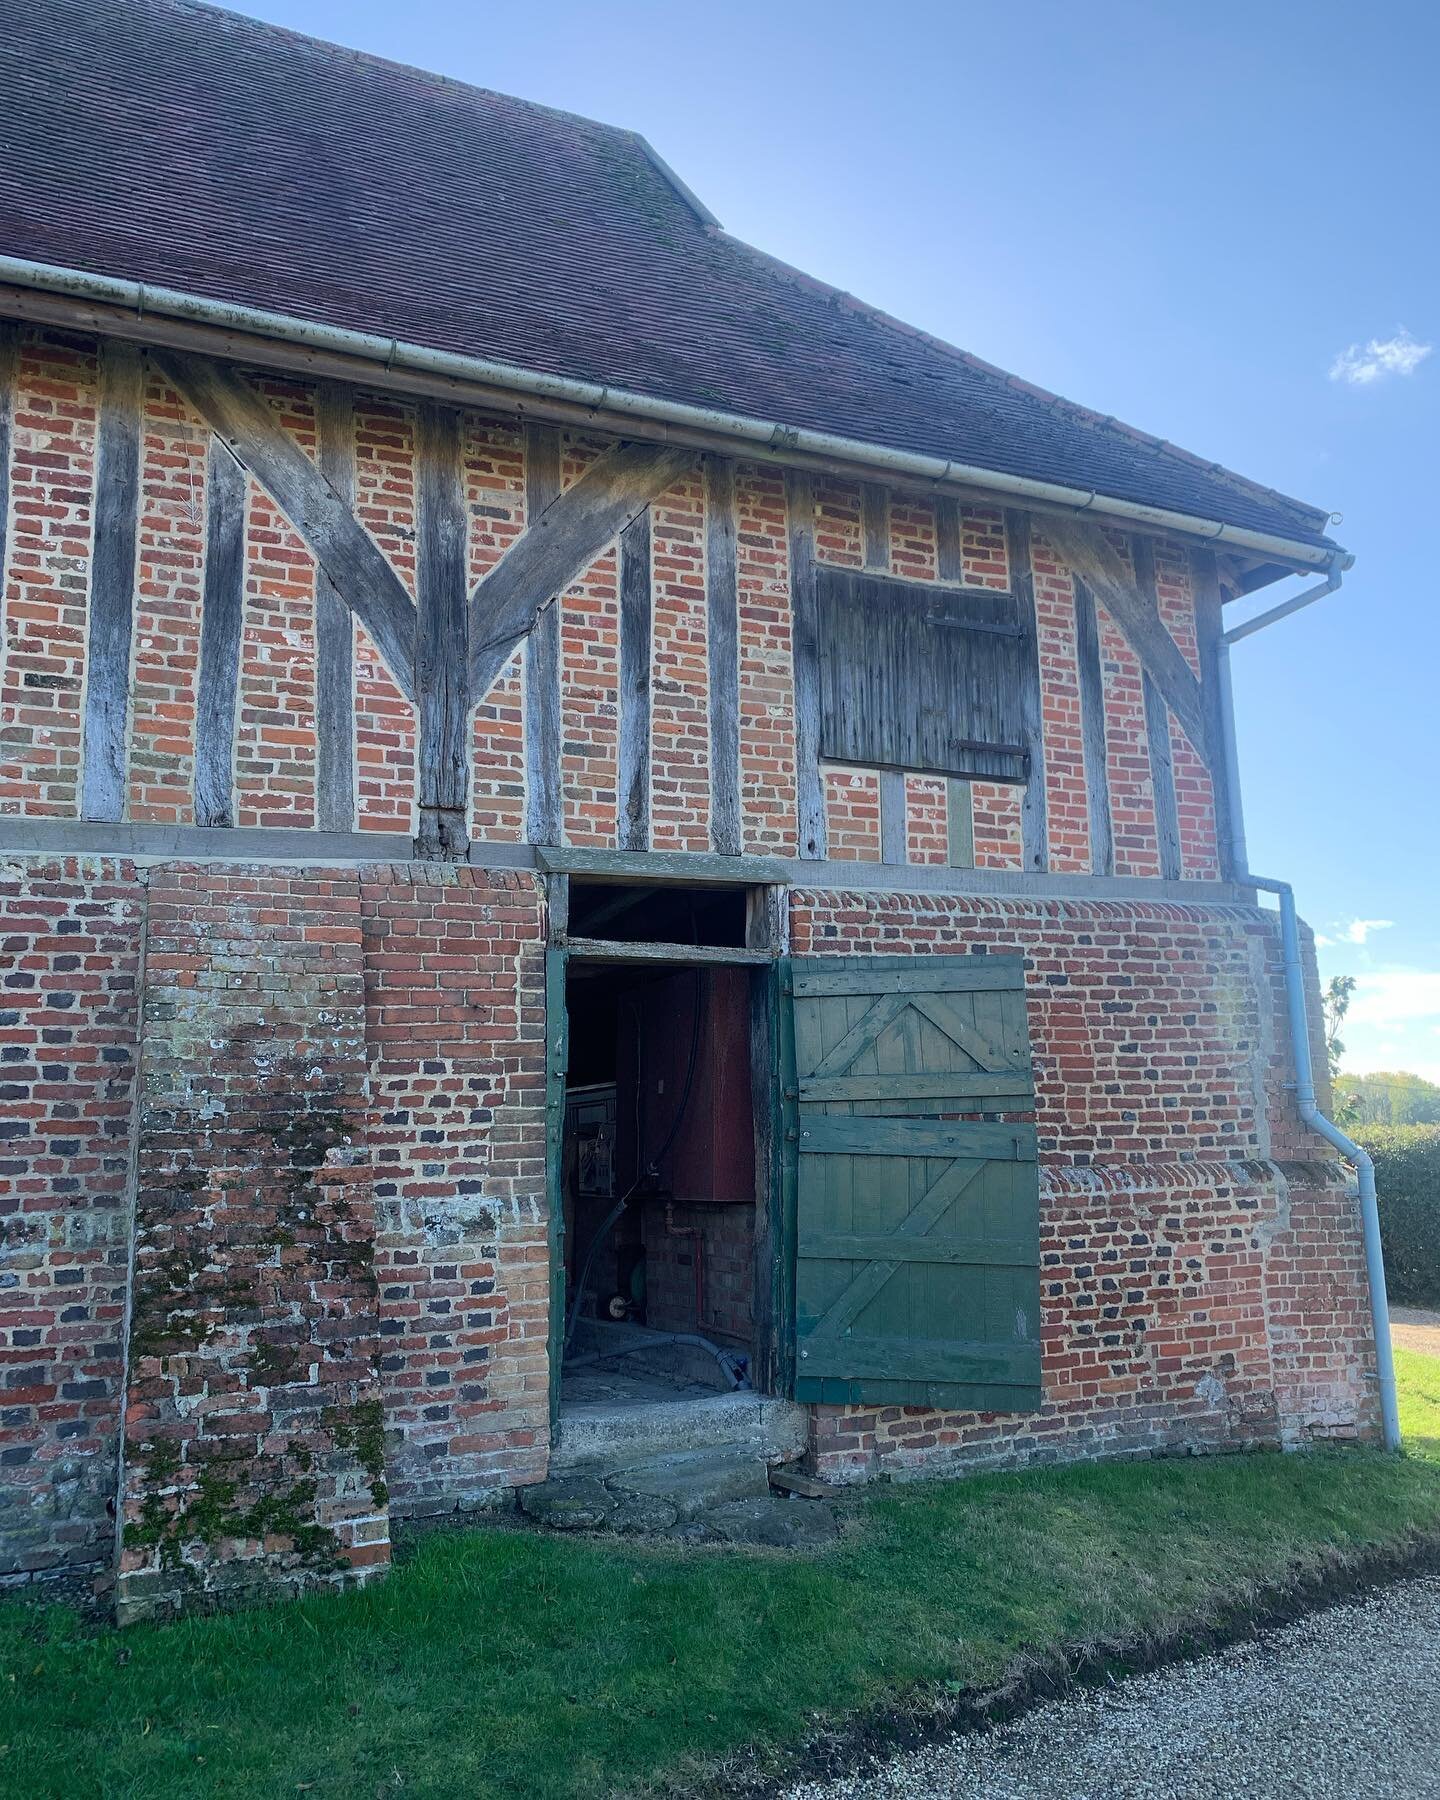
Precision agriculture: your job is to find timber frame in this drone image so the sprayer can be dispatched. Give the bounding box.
[0,321,1267,884]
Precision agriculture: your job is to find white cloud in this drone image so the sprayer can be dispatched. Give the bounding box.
[1330,918,1394,946]
[1329,328,1432,386]
[1346,969,1440,1031]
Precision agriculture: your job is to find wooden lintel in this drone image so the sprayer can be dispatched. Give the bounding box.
[535,845,789,886]
[563,937,775,966]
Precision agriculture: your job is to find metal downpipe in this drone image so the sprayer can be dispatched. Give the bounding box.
[1249,875,1401,1450]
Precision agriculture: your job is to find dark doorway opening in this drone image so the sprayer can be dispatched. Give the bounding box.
[559,953,765,1412]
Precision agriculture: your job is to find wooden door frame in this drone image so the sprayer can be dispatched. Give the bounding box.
[544,894,788,1434]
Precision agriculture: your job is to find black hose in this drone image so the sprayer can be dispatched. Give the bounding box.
[563,970,705,1356]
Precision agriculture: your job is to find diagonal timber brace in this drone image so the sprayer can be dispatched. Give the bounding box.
[154,350,420,699]
[467,440,695,701]
[1041,514,1211,766]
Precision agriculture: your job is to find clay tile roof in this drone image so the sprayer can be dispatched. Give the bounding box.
[0,0,1335,549]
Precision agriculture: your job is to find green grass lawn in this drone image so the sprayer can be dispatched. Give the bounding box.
[5,1354,1440,1800]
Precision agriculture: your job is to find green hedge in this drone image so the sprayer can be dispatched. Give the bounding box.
[1355,1124,1440,1308]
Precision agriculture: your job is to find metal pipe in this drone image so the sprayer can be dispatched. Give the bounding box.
[1248,875,1400,1450]
[1222,555,1346,644]
[0,252,1348,573]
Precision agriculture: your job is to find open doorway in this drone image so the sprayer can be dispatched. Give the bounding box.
[556,952,769,1418]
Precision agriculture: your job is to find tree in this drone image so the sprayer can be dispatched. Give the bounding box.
[1322,974,1356,1083]
[1333,1070,1440,1127]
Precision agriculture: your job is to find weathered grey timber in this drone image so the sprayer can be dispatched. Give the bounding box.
[1006,508,1048,871]
[1073,576,1115,877]
[617,507,652,853]
[816,569,1025,782]
[79,338,143,821]
[1132,536,1181,880]
[0,324,15,634]
[785,471,828,859]
[1042,515,1210,764]
[467,439,693,698]
[313,381,356,832]
[862,482,890,571]
[880,768,906,866]
[704,456,741,856]
[947,779,975,870]
[154,350,418,696]
[1190,546,1236,877]
[415,402,470,859]
[563,937,773,966]
[524,422,563,846]
[192,438,246,827]
[934,494,963,584]
[533,845,789,885]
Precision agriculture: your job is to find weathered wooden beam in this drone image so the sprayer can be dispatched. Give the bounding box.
[862,482,890,572]
[1041,514,1209,764]
[522,423,563,847]
[80,339,143,821]
[0,324,15,633]
[564,936,774,967]
[153,350,417,698]
[1072,576,1114,878]
[1006,509,1048,873]
[1189,546,1239,879]
[617,507,652,853]
[192,439,246,828]
[705,456,741,857]
[468,439,694,699]
[785,471,827,860]
[880,768,907,866]
[935,494,963,584]
[1132,536,1181,879]
[414,402,470,859]
[313,382,356,832]
[947,778,974,870]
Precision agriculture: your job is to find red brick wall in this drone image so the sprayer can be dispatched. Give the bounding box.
[360,864,549,1515]
[0,855,142,1600]
[0,324,1227,884]
[640,1199,755,1348]
[789,887,1376,1479]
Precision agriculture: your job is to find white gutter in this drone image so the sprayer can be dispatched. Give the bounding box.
[0,253,1346,574]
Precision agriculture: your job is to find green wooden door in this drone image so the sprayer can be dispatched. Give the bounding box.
[789,954,1040,1411]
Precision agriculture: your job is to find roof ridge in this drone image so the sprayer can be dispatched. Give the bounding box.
[714,230,1330,532]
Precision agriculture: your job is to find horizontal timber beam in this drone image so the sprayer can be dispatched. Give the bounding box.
[533,846,789,886]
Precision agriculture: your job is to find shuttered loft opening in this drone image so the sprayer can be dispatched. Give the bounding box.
[815,568,1029,783]
[787,954,1041,1413]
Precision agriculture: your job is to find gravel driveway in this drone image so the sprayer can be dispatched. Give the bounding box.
[784,1575,1440,1799]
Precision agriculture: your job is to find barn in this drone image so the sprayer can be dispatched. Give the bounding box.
[0,0,1389,1623]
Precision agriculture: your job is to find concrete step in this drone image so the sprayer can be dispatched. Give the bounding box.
[605,1447,771,1521]
[551,1389,807,1476]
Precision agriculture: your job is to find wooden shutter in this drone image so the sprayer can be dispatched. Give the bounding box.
[815,568,1030,783]
[787,954,1040,1411]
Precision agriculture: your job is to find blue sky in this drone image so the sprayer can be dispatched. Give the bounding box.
[246,0,1438,1078]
